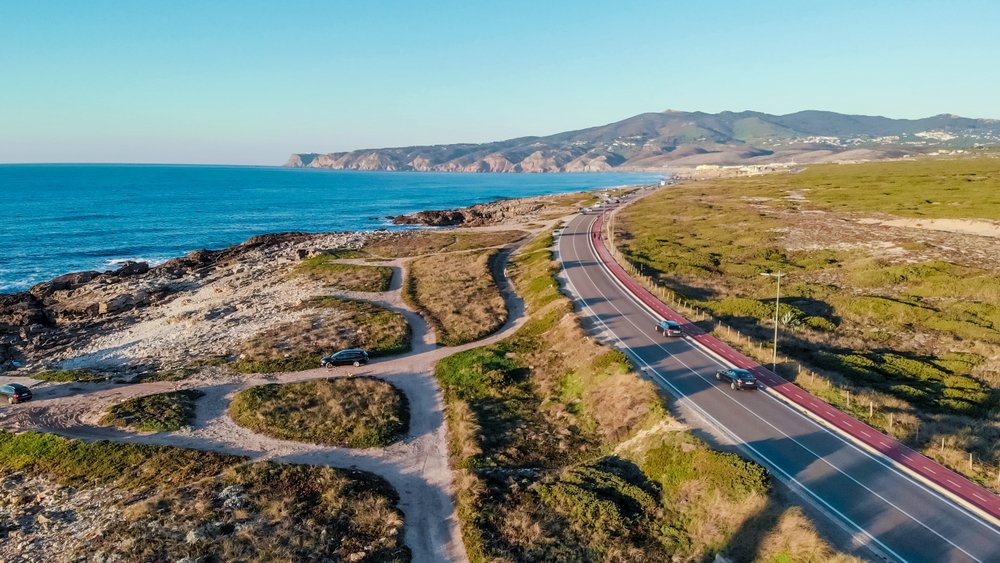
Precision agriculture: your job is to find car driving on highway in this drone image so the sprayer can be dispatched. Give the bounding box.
[715,368,758,391]
[654,319,683,336]
[321,349,369,368]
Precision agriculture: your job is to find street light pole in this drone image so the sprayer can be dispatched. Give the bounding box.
[761,271,786,373]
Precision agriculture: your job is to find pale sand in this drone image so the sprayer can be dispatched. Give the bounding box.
[877,217,1000,238]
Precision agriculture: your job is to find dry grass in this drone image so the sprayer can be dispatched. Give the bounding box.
[0,432,409,562]
[364,230,526,259]
[406,249,507,346]
[754,507,861,563]
[99,389,204,432]
[234,297,410,373]
[228,377,409,448]
[291,254,393,292]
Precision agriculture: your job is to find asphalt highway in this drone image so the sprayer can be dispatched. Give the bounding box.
[558,209,1000,562]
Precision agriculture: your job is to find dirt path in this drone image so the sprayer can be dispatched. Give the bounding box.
[0,242,534,563]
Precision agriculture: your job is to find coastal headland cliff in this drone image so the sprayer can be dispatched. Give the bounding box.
[287,109,1000,172]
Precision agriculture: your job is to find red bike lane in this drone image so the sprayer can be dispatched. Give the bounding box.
[589,212,1000,526]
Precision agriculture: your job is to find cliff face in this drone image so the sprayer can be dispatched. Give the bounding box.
[286,110,1000,172]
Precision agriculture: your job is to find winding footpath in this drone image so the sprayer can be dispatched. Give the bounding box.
[0,250,530,563]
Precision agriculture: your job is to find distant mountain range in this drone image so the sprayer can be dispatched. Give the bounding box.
[286,110,1000,172]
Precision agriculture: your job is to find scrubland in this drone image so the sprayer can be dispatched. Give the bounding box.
[229,377,409,448]
[234,297,410,373]
[0,432,409,562]
[436,231,849,561]
[615,156,1000,489]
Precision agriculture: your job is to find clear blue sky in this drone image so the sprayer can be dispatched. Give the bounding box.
[2,0,998,164]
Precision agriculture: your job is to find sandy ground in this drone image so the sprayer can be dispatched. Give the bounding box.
[0,241,534,563]
[873,217,1000,238]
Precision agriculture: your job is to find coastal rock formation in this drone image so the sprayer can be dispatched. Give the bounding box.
[0,232,377,373]
[286,109,1000,172]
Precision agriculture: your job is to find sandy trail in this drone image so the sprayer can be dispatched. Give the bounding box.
[0,242,532,563]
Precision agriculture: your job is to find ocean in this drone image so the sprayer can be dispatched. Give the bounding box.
[0,164,657,293]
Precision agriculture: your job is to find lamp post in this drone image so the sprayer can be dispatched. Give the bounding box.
[760,271,786,373]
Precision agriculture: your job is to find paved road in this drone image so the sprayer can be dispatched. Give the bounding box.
[558,210,1000,563]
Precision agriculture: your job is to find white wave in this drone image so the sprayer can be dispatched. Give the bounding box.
[103,257,170,267]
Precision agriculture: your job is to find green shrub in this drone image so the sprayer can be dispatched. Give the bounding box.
[804,316,837,331]
[435,345,520,402]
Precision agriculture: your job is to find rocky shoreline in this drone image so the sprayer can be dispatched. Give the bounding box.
[387,196,549,227]
[0,190,603,376]
[0,231,376,375]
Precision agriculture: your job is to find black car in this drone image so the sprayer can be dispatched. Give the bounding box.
[715,368,758,391]
[321,349,370,368]
[655,320,683,337]
[0,383,32,404]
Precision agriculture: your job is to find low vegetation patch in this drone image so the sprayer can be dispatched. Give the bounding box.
[615,156,1000,488]
[292,254,394,292]
[406,249,507,346]
[29,369,106,382]
[234,297,410,373]
[229,377,409,448]
[137,367,200,382]
[437,230,846,561]
[0,431,409,562]
[99,389,205,432]
[363,230,526,258]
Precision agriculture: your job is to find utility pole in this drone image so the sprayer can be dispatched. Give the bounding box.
[760,271,786,373]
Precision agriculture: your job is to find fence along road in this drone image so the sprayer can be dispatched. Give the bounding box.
[557,209,1000,563]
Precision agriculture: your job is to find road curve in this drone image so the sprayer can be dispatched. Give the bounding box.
[558,209,1000,563]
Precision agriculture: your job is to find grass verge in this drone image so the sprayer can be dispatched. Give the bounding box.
[229,377,409,447]
[99,389,205,432]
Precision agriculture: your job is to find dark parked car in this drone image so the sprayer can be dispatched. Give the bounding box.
[0,383,32,404]
[655,320,683,337]
[321,349,370,368]
[715,368,758,391]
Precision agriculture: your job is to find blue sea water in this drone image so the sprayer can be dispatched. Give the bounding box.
[0,164,657,293]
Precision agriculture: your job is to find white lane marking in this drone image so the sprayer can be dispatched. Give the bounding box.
[563,214,989,561]
[580,214,1000,538]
